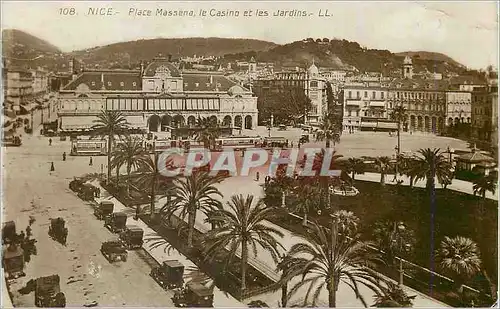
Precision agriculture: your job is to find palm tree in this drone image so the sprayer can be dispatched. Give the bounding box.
[132,155,177,219]
[92,111,129,180]
[399,156,418,188]
[330,210,359,236]
[373,282,415,307]
[375,156,392,185]
[111,136,146,196]
[161,171,225,248]
[390,105,407,156]
[373,221,415,268]
[320,113,341,148]
[203,195,284,294]
[345,158,365,182]
[412,148,453,190]
[279,220,383,307]
[437,236,482,291]
[293,183,321,226]
[195,116,221,149]
[472,173,497,198]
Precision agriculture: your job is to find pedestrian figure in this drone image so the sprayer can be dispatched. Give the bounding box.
[49,138,52,146]
[89,157,93,166]
[255,171,260,181]
[29,216,36,226]
[50,162,55,172]
[18,231,26,243]
[40,129,43,135]
[26,225,32,239]
[62,152,66,161]
[135,206,140,221]
[291,141,294,148]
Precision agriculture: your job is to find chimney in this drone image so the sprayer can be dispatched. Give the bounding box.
[140,61,144,76]
[101,73,106,90]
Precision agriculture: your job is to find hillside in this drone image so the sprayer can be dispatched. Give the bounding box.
[225,39,469,76]
[1,30,470,77]
[70,37,277,67]
[396,51,465,69]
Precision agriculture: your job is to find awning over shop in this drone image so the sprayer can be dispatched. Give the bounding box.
[369,102,386,108]
[377,122,398,129]
[60,116,99,131]
[360,122,377,128]
[125,115,147,129]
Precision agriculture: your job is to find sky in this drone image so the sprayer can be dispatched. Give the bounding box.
[1,1,498,69]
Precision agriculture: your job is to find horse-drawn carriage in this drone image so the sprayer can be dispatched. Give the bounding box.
[48,218,68,245]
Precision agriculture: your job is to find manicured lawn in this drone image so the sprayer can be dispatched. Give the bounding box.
[327,180,497,283]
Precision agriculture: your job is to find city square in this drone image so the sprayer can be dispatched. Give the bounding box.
[2,2,498,308]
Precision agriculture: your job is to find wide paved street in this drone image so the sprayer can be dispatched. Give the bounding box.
[2,133,174,307]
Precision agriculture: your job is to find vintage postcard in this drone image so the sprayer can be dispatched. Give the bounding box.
[1,1,498,308]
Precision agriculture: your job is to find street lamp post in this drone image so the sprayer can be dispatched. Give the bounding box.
[392,221,411,286]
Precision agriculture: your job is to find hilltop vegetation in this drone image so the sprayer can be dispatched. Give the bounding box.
[2,30,471,77]
[225,38,469,75]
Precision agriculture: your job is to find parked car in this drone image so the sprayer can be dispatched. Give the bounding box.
[104,212,127,233]
[172,282,213,307]
[100,239,128,263]
[150,260,185,290]
[119,225,144,249]
[94,201,114,220]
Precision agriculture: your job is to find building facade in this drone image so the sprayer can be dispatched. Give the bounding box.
[253,63,328,125]
[445,91,472,126]
[4,69,34,110]
[471,84,498,149]
[57,57,258,133]
[30,68,49,94]
[343,84,390,131]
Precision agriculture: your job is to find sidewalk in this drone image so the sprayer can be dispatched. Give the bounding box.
[356,172,497,201]
[90,181,245,308]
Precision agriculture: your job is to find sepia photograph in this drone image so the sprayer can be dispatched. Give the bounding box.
[0,1,498,308]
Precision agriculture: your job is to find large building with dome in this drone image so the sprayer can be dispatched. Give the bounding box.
[56,57,258,133]
[252,61,328,125]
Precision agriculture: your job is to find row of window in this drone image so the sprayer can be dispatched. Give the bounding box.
[105,98,221,111]
[347,90,385,100]
[90,81,138,87]
[345,111,385,118]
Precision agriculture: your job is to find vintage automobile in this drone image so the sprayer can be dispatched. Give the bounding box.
[278,124,287,131]
[172,282,214,307]
[100,239,128,263]
[119,225,144,250]
[150,259,184,290]
[2,245,25,279]
[48,218,68,245]
[35,275,66,307]
[299,133,310,144]
[94,201,114,220]
[104,212,127,233]
[77,184,97,201]
[2,221,17,245]
[69,178,84,192]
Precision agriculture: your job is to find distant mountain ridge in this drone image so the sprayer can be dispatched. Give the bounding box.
[2,29,470,77]
[395,51,465,69]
